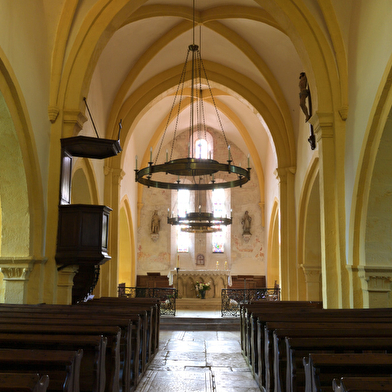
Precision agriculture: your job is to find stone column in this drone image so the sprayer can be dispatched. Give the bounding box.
[102,160,125,297]
[56,265,79,304]
[275,167,297,300]
[312,112,342,308]
[357,265,392,308]
[301,264,321,301]
[0,257,35,303]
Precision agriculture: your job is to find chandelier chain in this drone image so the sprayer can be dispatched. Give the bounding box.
[199,54,233,164]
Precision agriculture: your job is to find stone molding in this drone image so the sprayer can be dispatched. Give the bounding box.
[171,269,230,277]
[0,257,46,281]
[300,264,321,283]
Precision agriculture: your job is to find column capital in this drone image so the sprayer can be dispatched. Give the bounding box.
[63,109,88,136]
[310,112,334,140]
[300,264,321,283]
[274,166,296,182]
[0,257,44,281]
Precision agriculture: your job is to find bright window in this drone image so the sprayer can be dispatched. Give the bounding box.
[195,139,208,159]
[212,189,225,253]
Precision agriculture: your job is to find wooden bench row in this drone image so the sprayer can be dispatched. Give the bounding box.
[240,301,392,392]
[0,296,161,392]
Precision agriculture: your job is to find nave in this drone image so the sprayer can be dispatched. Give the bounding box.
[135,308,259,391]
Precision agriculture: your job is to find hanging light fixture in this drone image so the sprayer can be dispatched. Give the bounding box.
[167,178,232,233]
[134,0,251,191]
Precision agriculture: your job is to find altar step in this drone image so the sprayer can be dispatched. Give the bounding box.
[176,298,221,311]
[160,316,240,331]
[160,298,240,331]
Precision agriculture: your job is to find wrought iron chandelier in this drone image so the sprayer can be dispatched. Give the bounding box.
[134,1,251,191]
[167,209,232,234]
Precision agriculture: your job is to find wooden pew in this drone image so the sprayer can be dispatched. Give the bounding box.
[0,322,121,392]
[0,348,83,392]
[303,353,392,392]
[265,322,392,392]
[0,333,106,392]
[89,297,161,352]
[240,302,322,358]
[0,303,150,390]
[249,309,392,391]
[0,373,49,392]
[332,376,392,392]
[0,301,158,390]
[283,336,392,392]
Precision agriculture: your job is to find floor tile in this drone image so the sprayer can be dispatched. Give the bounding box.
[135,324,261,392]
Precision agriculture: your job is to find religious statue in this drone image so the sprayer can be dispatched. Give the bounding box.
[150,210,160,234]
[241,210,252,235]
[299,72,311,122]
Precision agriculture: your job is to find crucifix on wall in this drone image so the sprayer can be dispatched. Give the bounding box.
[299,72,316,150]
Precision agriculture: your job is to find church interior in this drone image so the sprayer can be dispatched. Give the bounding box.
[1,0,392,310]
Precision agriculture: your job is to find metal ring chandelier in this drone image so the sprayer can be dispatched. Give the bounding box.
[168,211,232,233]
[134,40,251,190]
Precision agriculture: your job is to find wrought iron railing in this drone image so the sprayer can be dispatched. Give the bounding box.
[118,286,177,316]
[221,288,280,317]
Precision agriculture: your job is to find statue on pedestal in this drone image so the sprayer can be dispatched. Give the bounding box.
[150,210,160,241]
[241,210,252,242]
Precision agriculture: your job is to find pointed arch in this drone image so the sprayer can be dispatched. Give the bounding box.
[0,49,44,258]
[119,196,136,287]
[297,154,321,301]
[350,55,392,308]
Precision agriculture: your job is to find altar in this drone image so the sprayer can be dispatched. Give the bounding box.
[168,269,231,299]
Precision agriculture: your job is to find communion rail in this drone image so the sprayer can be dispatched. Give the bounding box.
[118,286,177,316]
[221,287,280,317]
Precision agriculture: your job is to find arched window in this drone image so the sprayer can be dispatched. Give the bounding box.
[195,139,208,159]
[212,188,226,253]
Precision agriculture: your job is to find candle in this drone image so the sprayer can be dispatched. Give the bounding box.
[135,155,138,170]
[225,261,228,270]
[166,149,168,162]
[176,254,180,268]
[247,153,250,168]
[216,261,219,269]
[150,147,152,162]
[228,145,231,160]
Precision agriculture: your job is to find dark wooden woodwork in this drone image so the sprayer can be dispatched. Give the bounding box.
[231,275,266,289]
[56,204,111,269]
[61,136,122,160]
[137,273,171,288]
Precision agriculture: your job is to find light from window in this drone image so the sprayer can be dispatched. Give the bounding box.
[212,189,225,253]
[195,139,208,159]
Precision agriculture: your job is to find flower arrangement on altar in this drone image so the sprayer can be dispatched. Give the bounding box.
[195,281,211,292]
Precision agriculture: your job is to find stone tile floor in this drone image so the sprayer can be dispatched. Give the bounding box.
[134,329,261,391]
